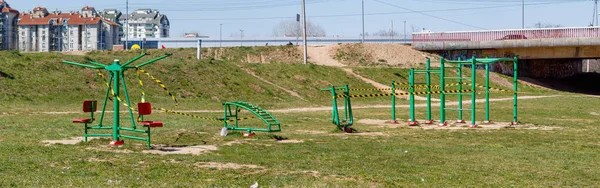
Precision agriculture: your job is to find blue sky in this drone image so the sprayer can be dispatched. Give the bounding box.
[10,0,596,38]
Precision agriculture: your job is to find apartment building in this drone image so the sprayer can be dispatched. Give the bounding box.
[0,0,19,50]
[120,8,169,39]
[17,6,120,52]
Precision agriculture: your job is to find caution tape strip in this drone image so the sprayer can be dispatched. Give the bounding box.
[336,89,476,98]
[136,68,178,110]
[97,71,256,122]
[153,107,257,122]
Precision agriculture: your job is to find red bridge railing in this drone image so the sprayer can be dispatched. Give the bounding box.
[413,27,600,43]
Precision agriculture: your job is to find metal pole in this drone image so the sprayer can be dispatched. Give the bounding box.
[219,24,222,47]
[112,68,120,143]
[404,21,406,40]
[439,57,446,126]
[471,57,477,127]
[391,81,396,123]
[458,62,463,122]
[596,0,599,26]
[409,69,416,125]
[426,59,432,123]
[302,0,308,64]
[485,64,490,123]
[126,0,129,50]
[361,0,365,43]
[391,20,394,43]
[522,0,525,29]
[513,57,519,125]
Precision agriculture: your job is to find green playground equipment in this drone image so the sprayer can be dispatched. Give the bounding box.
[321,85,354,133]
[222,102,281,136]
[407,58,439,126]
[63,53,171,148]
[438,56,519,127]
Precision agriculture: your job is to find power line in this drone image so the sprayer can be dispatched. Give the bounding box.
[169,2,571,21]
[372,0,487,30]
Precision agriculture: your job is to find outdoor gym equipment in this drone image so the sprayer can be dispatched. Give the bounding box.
[222,102,281,136]
[321,85,354,133]
[407,58,439,125]
[438,56,519,127]
[63,53,171,147]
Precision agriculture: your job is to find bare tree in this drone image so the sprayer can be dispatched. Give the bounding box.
[533,22,562,28]
[272,20,326,37]
[372,29,399,37]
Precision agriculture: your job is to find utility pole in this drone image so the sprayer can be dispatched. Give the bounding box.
[522,0,525,29]
[361,0,365,43]
[219,24,222,47]
[240,29,244,46]
[403,21,407,41]
[126,0,129,50]
[596,0,599,26]
[391,20,394,43]
[302,0,308,64]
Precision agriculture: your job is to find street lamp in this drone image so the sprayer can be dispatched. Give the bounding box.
[220,24,223,47]
[522,0,524,29]
[361,0,365,43]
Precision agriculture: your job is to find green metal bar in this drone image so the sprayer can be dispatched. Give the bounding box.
[120,72,137,130]
[426,58,432,122]
[458,63,463,121]
[62,60,103,69]
[513,57,519,124]
[86,134,113,137]
[331,86,340,126]
[88,126,113,130]
[409,69,416,123]
[112,70,121,142]
[120,135,149,141]
[84,124,88,142]
[471,57,477,126]
[343,85,349,122]
[485,64,490,122]
[88,61,108,68]
[147,127,151,148]
[119,127,149,133]
[345,86,354,127]
[135,53,172,68]
[439,57,446,125]
[97,73,113,127]
[223,104,228,129]
[121,53,147,67]
[391,81,396,122]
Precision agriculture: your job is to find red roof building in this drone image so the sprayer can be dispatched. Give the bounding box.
[17,6,121,52]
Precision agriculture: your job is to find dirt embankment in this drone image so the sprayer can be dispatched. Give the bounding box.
[332,43,439,67]
[204,46,303,64]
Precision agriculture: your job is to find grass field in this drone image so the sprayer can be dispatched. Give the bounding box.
[1,48,599,187]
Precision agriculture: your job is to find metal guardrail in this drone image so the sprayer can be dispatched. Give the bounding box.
[412,27,600,43]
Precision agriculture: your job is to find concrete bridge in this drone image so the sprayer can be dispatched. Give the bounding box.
[412,27,600,60]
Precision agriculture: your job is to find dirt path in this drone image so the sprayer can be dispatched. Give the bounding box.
[238,66,305,101]
[305,45,346,67]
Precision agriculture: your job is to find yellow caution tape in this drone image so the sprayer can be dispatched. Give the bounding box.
[336,89,475,98]
[136,68,178,110]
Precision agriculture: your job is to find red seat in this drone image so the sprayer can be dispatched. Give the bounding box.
[73,118,93,123]
[140,121,163,128]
